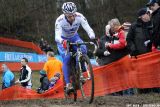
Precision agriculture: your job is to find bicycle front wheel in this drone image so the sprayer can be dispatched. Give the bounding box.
[79,54,94,104]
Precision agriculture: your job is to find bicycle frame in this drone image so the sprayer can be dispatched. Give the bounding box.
[65,41,96,103]
[66,42,97,80]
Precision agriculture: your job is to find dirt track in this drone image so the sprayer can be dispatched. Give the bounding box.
[0,93,160,107]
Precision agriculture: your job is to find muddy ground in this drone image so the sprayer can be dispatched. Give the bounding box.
[0,93,160,107]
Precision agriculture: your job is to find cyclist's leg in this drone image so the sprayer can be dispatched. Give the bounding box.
[63,53,71,84]
[57,43,71,85]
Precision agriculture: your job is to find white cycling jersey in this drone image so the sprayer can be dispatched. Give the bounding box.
[55,12,95,43]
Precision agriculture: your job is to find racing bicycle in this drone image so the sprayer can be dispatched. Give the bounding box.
[64,41,97,104]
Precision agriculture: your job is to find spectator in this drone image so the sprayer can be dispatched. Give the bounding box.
[126,8,153,57]
[41,42,47,52]
[37,70,61,94]
[44,44,53,53]
[43,51,62,80]
[96,18,131,95]
[39,38,48,52]
[146,0,160,49]
[95,18,128,66]
[37,51,63,93]
[15,58,32,89]
[1,64,15,89]
[49,73,61,89]
[39,38,53,53]
[122,22,131,37]
[126,8,153,94]
[39,38,44,49]
[37,70,49,93]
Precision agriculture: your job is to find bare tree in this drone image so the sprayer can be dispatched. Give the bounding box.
[0,0,147,43]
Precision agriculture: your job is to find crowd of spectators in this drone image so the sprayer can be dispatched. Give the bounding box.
[1,51,62,94]
[94,0,160,95]
[39,38,53,53]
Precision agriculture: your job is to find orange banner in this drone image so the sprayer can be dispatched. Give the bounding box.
[1,51,160,100]
[0,37,43,54]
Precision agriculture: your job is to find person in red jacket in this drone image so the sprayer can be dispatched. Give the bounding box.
[95,18,132,95]
[105,18,126,49]
[95,18,128,66]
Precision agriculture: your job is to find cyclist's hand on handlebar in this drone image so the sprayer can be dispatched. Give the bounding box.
[62,40,68,49]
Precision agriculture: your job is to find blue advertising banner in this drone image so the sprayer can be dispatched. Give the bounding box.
[38,55,47,62]
[0,52,37,62]
[0,52,98,65]
[0,52,62,62]
[37,55,63,62]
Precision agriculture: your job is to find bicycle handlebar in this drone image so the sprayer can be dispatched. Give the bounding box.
[69,41,93,46]
[66,41,98,54]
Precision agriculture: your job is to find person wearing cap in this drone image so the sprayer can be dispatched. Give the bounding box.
[126,8,153,57]
[146,0,160,48]
[147,0,160,93]
[1,64,15,89]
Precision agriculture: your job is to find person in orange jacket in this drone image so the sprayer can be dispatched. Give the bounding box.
[37,51,63,93]
[43,51,63,81]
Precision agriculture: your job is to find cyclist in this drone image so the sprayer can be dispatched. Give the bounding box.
[55,2,95,92]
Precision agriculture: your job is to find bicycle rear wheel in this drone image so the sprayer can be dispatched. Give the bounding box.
[79,54,94,104]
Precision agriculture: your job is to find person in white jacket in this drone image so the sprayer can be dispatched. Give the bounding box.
[55,2,95,92]
[15,58,32,89]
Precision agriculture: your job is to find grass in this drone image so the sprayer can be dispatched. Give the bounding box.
[0,71,41,90]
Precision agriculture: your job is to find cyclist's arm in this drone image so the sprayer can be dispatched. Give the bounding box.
[55,19,63,43]
[80,15,95,39]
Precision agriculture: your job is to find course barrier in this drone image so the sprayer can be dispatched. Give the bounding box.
[0,37,43,54]
[0,51,160,100]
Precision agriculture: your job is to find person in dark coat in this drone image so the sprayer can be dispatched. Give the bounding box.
[37,70,49,94]
[127,8,157,94]
[146,0,160,48]
[126,8,153,57]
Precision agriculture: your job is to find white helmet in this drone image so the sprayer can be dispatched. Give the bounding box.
[62,2,77,14]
